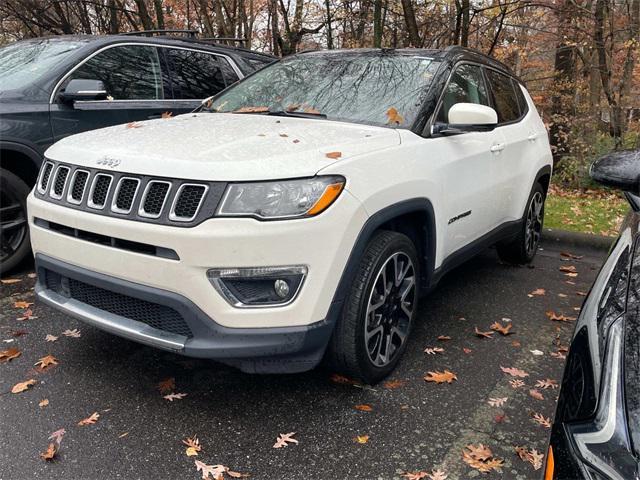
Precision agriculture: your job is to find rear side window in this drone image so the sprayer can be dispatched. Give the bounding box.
[165,49,230,99]
[512,79,528,116]
[436,64,489,123]
[66,45,165,100]
[245,56,276,71]
[486,69,520,123]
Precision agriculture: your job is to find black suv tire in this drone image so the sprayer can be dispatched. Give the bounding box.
[325,230,420,384]
[497,182,546,264]
[1,168,31,273]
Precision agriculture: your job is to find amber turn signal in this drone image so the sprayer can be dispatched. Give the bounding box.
[307,182,345,216]
[544,445,554,480]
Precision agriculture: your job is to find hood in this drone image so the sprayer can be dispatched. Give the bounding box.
[44,113,401,181]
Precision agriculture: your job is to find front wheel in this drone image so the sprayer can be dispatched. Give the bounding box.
[325,231,419,384]
[497,182,545,264]
[1,168,31,273]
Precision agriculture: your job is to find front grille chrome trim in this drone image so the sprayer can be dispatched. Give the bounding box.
[49,165,70,199]
[169,183,209,222]
[138,180,172,219]
[66,169,90,205]
[87,173,113,210]
[111,177,140,214]
[37,161,55,194]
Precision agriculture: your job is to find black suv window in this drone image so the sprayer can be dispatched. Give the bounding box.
[436,64,488,123]
[486,69,520,123]
[66,45,165,100]
[165,48,232,99]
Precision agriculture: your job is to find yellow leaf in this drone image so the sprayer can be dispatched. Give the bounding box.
[11,379,36,394]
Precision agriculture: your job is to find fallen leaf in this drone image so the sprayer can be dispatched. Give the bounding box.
[1,278,21,284]
[510,379,525,389]
[226,470,249,478]
[529,288,546,296]
[325,151,342,159]
[45,334,58,342]
[62,329,81,338]
[386,107,404,125]
[401,472,429,480]
[424,370,457,384]
[501,366,529,378]
[545,311,576,322]
[558,293,568,298]
[437,335,451,341]
[529,389,545,400]
[511,340,521,347]
[329,373,355,384]
[490,322,513,336]
[424,347,444,355]
[536,379,559,389]
[383,379,406,389]
[195,460,227,480]
[13,301,33,309]
[161,111,173,119]
[495,413,506,423]
[550,351,567,359]
[530,349,544,356]
[462,347,472,354]
[565,272,578,278]
[279,133,288,137]
[234,106,269,113]
[34,354,58,371]
[78,412,100,426]
[48,428,66,445]
[488,397,507,407]
[273,432,298,448]
[515,446,544,470]
[17,309,38,321]
[39,399,49,408]
[119,432,129,438]
[157,377,175,394]
[0,347,21,363]
[559,265,577,273]
[560,251,583,260]
[532,412,551,428]
[355,404,373,412]
[126,121,142,128]
[183,436,202,456]
[474,327,494,338]
[11,379,36,394]
[355,435,369,444]
[163,392,187,402]
[428,470,448,480]
[576,291,588,296]
[462,444,504,473]
[40,443,57,461]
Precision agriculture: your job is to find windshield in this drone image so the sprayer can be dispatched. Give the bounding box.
[210,53,440,128]
[0,39,87,91]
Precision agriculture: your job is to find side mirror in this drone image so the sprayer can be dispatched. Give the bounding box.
[432,103,498,135]
[590,149,640,194]
[59,79,108,103]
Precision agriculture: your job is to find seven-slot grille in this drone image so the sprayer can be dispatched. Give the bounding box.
[35,160,222,226]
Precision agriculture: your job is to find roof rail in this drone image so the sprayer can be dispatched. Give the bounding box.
[199,37,247,47]
[122,29,198,37]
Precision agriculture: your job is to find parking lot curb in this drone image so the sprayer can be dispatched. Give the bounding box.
[542,228,614,252]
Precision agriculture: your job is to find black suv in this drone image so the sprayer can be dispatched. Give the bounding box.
[0,33,274,272]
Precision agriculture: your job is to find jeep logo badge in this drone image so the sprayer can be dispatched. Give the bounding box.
[97,157,121,168]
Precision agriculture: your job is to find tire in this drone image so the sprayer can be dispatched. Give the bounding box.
[497,182,545,264]
[0,168,31,274]
[325,230,420,384]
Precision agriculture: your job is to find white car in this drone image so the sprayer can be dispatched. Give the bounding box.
[28,47,552,383]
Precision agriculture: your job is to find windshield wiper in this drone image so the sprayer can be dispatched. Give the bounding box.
[264,110,327,119]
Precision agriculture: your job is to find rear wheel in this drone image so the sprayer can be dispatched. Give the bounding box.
[325,231,419,384]
[497,182,545,264]
[1,168,31,273]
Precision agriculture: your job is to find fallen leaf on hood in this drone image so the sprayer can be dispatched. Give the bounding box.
[490,322,513,336]
[1,278,21,284]
[195,460,226,480]
[383,379,406,389]
[528,288,546,296]
[45,334,58,342]
[17,308,38,320]
[78,412,99,426]
[325,151,342,159]
[532,412,551,428]
[0,347,21,363]
[355,435,369,444]
[273,432,298,448]
[501,366,529,378]
[48,428,66,445]
[39,398,49,408]
[161,111,173,119]
[437,335,451,341]
[424,347,444,355]
[164,392,187,402]
[303,106,321,114]
[462,444,504,473]
[424,370,457,384]
[234,106,269,113]
[183,436,202,456]
[474,327,494,338]
[62,329,81,338]
[12,379,36,394]
[13,301,33,309]
[536,379,559,389]
[546,311,576,322]
[34,354,58,371]
[386,107,404,125]
[515,446,544,470]
[126,121,143,128]
[279,133,288,137]
[510,379,525,389]
[40,443,57,461]
[488,397,507,407]
[157,377,175,394]
[529,389,544,400]
[355,404,373,412]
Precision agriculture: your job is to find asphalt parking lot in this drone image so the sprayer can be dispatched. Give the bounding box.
[0,240,607,480]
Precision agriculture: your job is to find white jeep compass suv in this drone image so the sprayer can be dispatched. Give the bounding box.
[28,47,552,384]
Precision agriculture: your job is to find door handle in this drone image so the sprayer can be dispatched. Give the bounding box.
[527,133,538,142]
[490,143,505,153]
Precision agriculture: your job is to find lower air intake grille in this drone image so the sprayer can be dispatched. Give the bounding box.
[44,270,193,338]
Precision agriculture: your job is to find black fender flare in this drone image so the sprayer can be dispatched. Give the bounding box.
[0,140,44,176]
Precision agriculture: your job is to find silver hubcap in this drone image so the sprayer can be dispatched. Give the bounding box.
[364,252,416,367]
[525,192,543,256]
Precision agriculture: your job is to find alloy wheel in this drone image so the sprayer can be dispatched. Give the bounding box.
[0,189,27,266]
[525,191,543,257]
[364,252,416,367]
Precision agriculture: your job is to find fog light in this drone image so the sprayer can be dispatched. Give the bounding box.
[207,266,307,308]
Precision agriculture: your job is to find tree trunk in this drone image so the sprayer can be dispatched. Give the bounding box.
[325,0,334,49]
[400,0,420,46]
[153,0,165,29]
[373,0,382,47]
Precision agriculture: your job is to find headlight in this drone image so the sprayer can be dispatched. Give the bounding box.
[217,176,345,219]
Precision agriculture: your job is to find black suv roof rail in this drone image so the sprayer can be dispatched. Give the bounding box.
[121,29,248,47]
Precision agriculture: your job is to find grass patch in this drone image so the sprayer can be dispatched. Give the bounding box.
[544,186,627,237]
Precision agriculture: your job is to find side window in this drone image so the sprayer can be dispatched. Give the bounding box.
[165,49,229,99]
[436,64,488,123]
[65,45,165,100]
[512,79,529,117]
[486,69,520,123]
